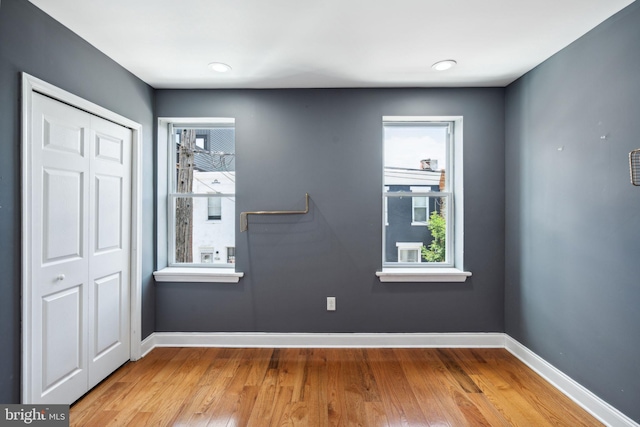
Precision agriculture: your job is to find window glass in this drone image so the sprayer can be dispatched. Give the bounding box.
[208,197,222,220]
[170,124,235,266]
[383,121,452,266]
[412,196,429,224]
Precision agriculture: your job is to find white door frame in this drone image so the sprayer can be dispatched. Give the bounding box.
[21,73,143,403]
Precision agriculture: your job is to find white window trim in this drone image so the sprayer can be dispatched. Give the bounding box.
[379,116,471,283]
[154,117,243,283]
[376,268,472,282]
[154,267,243,283]
[384,186,389,225]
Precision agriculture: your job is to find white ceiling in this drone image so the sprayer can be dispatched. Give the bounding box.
[28,0,635,89]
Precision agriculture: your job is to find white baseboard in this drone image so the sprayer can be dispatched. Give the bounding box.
[139,334,154,358]
[136,332,638,427]
[143,331,505,349]
[505,336,638,427]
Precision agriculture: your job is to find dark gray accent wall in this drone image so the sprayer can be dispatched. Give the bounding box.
[155,88,505,334]
[0,0,155,403]
[505,2,640,422]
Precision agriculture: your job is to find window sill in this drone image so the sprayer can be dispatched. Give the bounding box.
[376,268,472,283]
[153,267,244,283]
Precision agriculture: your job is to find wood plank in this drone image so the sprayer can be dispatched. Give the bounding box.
[181,353,255,426]
[199,361,254,427]
[226,386,260,427]
[69,347,604,427]
[169,385,216,427]
[436,348,483,393]
[341,349,369,425]
[302,356,330,426]
[268,386,295,427]
[365,348,431,426]
[138,349,219,426]
[408,348,484,426]
[125,411,153,426]
[279,402,310,427]
[69,381,129,426]
[325,348,348,426]
[103,382,166,426]
[71,348,179,427]
[358,348,383,403]
[196,347,239,386]
[485,349,602,426]
[244,368,280,425]
[290,350,308,403]
[244,348,275,386]
[470,364,567,426]
[364,401,391,427]
[394,348,460,426]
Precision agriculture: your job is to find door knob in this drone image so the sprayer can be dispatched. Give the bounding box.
[56,274,65,281]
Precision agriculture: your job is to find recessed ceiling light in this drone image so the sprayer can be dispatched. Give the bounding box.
[208,62,232,73]
[432,60,457,71]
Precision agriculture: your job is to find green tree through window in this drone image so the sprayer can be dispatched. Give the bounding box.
[421,210,446,262]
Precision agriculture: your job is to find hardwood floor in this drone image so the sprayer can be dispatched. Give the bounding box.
[70,347,603,426]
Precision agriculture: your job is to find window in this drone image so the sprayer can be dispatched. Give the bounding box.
[169,121,236,267]
[154,117,243,283]
[195,134,208,150]
[397,242,423,263]
[227,247,236,264]
[207,196,222,220]
[378,116,470,282]
[411,196,429,225]
[383,120,451,266]
[200,248,214,263]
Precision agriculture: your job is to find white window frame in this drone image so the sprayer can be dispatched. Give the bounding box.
[377,116,471,283]
[384,186,389,225]
[153,118,243,283]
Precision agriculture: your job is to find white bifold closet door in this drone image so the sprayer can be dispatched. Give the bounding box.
[28,92,131,404]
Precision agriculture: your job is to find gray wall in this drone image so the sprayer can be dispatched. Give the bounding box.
[155,88,506,333]
[9,0,638,420]
[505,2,640,422]
[0,0,156,403]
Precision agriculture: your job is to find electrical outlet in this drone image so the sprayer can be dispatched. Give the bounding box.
[326,296,336,311]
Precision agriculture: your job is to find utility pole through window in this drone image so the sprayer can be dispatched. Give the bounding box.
[175,129,195,263]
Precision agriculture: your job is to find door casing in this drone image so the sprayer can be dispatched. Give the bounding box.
[21,72,143,403]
